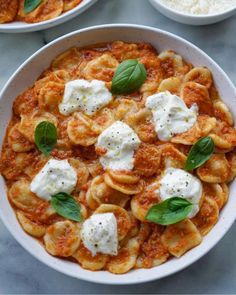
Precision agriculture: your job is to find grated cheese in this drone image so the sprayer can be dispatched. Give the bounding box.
[159,0,236,15]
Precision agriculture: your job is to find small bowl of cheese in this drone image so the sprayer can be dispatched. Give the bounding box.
[149,0,236,25]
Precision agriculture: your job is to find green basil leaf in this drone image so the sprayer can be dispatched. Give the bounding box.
[111,59,147,94]
[35,121,57,156]
[24,0,42,14]
[51,192,82,222]
[145,197,193,225]
[185,136,215,171]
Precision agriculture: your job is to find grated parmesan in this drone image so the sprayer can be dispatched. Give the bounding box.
[159,0,236,15]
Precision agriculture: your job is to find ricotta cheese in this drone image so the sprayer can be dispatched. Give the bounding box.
[59,79,112,116]
[30,159,77,201]
[81,213,118,256]
[96,121,141,171]
[146,91,198,141]
[159,167,202,218]
[159,0,236,15]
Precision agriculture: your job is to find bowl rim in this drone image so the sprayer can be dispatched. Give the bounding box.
[0,23,236,285]
[149,0,236,18]
[0,0,98,33]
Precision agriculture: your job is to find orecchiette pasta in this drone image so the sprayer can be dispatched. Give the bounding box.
[106,237,140,274]
[209,120,236,150]
[184,67,213,89]
[52,48,81,71]
[44,221,80,257]
[203,183,229,210]
[9,179,45,213]
[192,197,219,236]
[73,243,109,271]
[16,211,46,238]
[104,171,142,195]
[1,41,236,274]
[197,154,231,183]
[158,77,182,94]
[131,183,160,222]
[180,81,213,115]
[134,143,161,176]
[86,175,129,210]
[83,54,119,82]
[126,108,157,143]
[8,123,34,152]
[161,219,202,257]
[136,225,169,268]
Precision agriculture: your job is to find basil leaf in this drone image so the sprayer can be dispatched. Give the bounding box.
[35,121,57,156]
[145,197,193,225]
[24,0,42,14]
[51,192,82,222]
[111,59,147,94]
[185,136,215,171]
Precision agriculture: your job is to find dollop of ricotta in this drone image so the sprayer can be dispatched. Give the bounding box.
[30,159,77,201]
[59,79,112,116]
[96,121,141,171]
[81,213,118,256]
[145,91,198,141]
[159,168,202,218]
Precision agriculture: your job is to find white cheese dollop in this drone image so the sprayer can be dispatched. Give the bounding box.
[159,168,202,218]
[146,91,198,141]
[96,121,141,171]
[81,213,118,256]
[30,159,77,201]
[59,79,112,116]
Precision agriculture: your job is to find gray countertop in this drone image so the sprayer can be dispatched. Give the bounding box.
[0,0,236,293]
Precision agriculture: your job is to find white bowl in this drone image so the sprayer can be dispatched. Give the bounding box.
[0,24,236,285]
[149,0,236,25]
[0,0,97,33]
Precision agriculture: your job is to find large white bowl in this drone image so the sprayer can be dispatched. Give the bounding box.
[0,0,97,33]
[0,24,236,285]
[149,0,236,25]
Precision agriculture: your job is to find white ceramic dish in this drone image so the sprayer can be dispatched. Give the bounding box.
[0,0,97,33]
[149,0,236,25]
[0,24,236,285]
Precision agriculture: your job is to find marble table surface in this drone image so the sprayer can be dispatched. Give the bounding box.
[0,0,236,293]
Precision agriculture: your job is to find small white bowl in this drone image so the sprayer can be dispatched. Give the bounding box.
[0,24,236,285]
[0,0,97,33]
[149,0,236,25]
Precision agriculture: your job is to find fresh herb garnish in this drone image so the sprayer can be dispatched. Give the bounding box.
[111,59,147,94]
[145,197,193,225]
[24,0,42,14]
[185,136,215,171]
[35,121,57,156]
[51,192,82,222]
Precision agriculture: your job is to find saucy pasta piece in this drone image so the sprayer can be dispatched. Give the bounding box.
[131,183,160,222]
[86,175,129,210]
[192,197,219,236]
[184,67,213,89]
[73,243,109,271]
[161,219,202,257]
[83,54,119,82]
[180,82,213,116]
[197,154,231,183]
[9,179,45,213]
[136,224,169,268]
[44,220,80,257]
[106,237,140,274]
[16,211,46,238]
